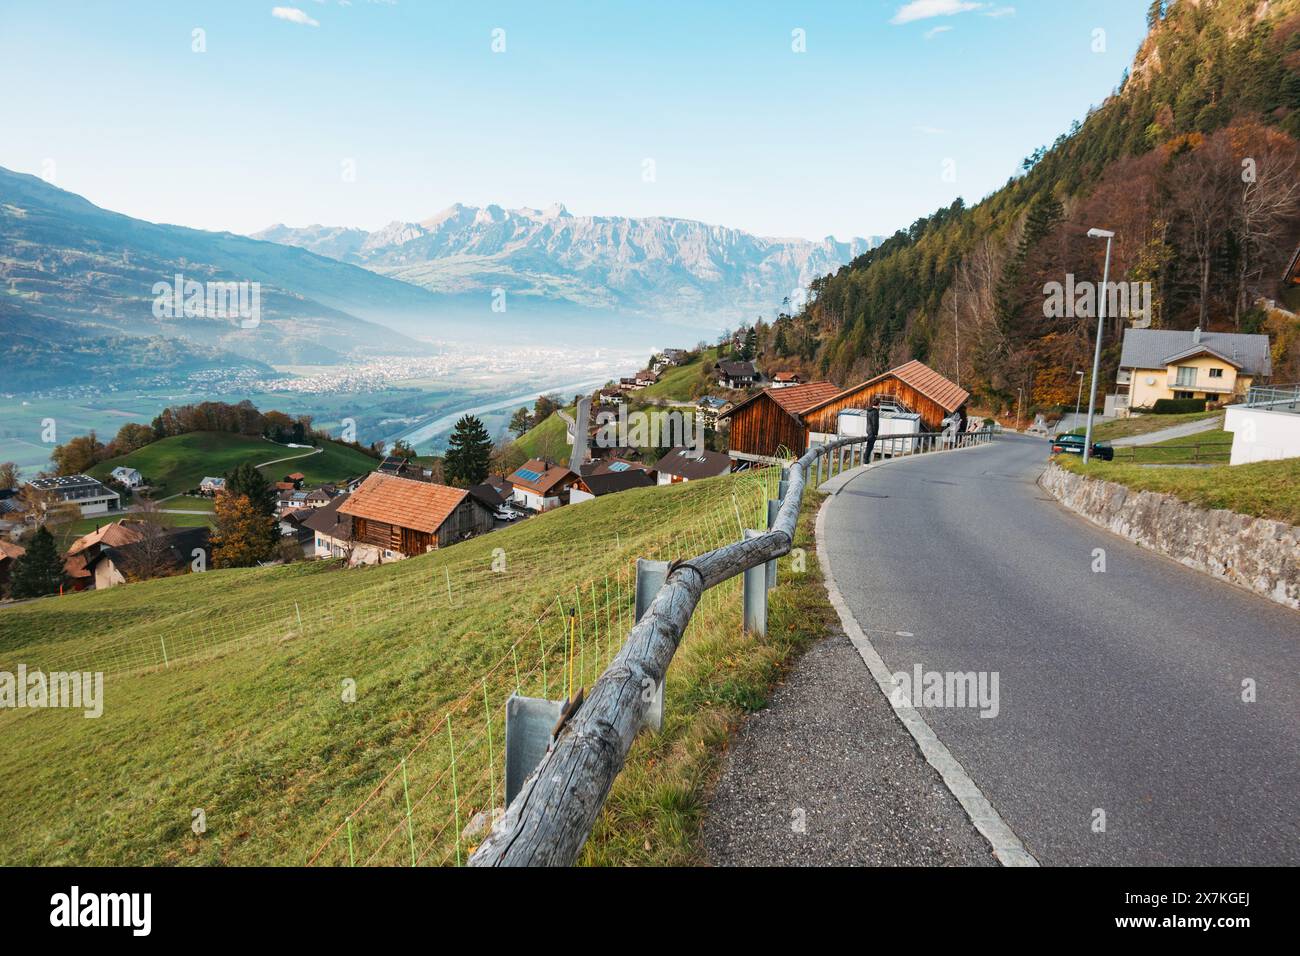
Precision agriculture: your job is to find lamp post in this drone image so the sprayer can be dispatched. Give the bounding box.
[1074,369,1085,431]
[1015,386,1023,432]
[1083,228,1114,464]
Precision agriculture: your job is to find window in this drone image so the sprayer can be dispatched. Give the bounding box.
[1209,368,1223,378]
[1175,366,1197,387]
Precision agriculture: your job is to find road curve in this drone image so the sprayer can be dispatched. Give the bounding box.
[821,434,1299,865]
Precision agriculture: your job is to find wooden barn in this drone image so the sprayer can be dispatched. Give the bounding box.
[720,381,842,462]
[722,360,969,462]
[337,472,494,562]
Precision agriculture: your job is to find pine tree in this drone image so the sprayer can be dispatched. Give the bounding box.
[444,415,493,486]
[224,461,276,518]
[9,526,65,598]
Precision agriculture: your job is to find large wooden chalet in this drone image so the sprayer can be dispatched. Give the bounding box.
[722,360,969,462]
[336,473,493,562]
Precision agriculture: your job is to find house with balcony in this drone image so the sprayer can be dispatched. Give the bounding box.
[1113,328,1271,414]
[26,475,120,517]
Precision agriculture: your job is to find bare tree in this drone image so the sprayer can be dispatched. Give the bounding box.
[1233,127,1300,324]
[1169,137,1237,331]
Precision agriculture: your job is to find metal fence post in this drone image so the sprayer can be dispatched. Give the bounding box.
[742,529,767,636]
[634,558,669,731]
[766,500,780,590]
[778,478,790,501]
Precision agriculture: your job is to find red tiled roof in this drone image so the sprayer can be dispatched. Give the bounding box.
[66,520,146,556]
[0,540,25,561]
[804,360,969,416]
[767,381,842,414]
[337,473,468,534]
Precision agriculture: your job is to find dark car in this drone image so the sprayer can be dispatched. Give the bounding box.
[1050,433,1114,461]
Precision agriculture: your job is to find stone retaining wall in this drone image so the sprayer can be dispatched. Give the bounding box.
[1039,463,1299,611]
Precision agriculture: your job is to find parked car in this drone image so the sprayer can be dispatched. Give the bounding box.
[494,506,523,521]
[1050,433,1114,461]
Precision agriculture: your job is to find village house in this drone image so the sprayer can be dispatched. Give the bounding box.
[569,468,657,503]
[633,369,660,388]
[695,396,734,430]
[722,360,969,463]
[0,492,29,540]
[714,359,758,390]
[109,466,144,489]
[0,539,25,595]
[199,476,226,495]
[303,495,353,559]
[597,387,626,407]
[506,458,582,511]
[92,527,211,590]
[1112,327,1271,414]
[334,473,495,564]
[655,448,733,483]
[26,475,120,518]
[770,372,802,389]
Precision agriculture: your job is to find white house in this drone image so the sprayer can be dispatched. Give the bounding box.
[1224,386,1300,465]
[199,476,226,495]
[110,466,144,489]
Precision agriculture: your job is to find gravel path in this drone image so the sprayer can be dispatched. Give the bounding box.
[1109,414,1223,446]
[702,631,996,867]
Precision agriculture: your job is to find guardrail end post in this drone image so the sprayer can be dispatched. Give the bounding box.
[742,529,767,636]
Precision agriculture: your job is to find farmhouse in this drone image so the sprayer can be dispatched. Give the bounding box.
[93,526,211,590]
[1113,327,1271,413]
[26,475,120,517]
[0,540,26,594]
[569,468,656,503]
[336,473,494,564]
[770,372,802,388]
[715,359,758,389]
[506,459,582,511]
[303,494,353,559]
[722,360,969,462]
[655,448,733,483]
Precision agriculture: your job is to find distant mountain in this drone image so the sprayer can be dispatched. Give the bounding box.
[254,206,882,327]
[0,167,462,383]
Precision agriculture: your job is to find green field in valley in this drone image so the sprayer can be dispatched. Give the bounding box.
[88,432,379,498]
[0,464,837,866]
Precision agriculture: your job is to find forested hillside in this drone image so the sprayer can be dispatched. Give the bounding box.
[769,0,1300,415]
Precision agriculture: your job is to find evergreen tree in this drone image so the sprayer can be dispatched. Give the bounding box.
[9,526,64,598]
[508,407,533,437]
[443,415,493,486]
[224,462,276,518]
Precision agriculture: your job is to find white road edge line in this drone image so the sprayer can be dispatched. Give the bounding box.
[813,454,1040,868]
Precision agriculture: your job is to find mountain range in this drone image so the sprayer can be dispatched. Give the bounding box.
[254,206,880,326]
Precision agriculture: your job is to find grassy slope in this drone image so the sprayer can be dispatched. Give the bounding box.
[1068,410,1223,441]
[88,432,377,497]
[1057,455,1300,525]
[0,465,828,865]
[1110,428,1233,464]
[513,409,572,461]
[639,348,718,402]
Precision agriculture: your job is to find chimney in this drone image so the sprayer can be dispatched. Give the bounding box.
[1192,327,1201,344]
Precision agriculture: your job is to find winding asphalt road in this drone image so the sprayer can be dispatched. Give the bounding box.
[821,434,1299,865]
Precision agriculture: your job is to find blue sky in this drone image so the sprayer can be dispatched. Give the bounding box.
[0,0,1149,242]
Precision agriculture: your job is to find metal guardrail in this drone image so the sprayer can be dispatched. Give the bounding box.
[1244,384,1300,412]
[468,425,995,866]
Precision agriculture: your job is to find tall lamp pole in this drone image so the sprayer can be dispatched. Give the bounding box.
[1083,228,1115,464]
[1074,369,1085,431]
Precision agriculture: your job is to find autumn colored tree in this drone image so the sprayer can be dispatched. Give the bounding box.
[508,407,533,438]
[0,462,19,490]
[51,431,105,475]
[109,422,156,457]
[210,493,277,569]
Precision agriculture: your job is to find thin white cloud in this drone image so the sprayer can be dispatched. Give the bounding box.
[924,25,954,40]
[984,6,1016,17]
[891,1,984,25]
[272,6,320,26]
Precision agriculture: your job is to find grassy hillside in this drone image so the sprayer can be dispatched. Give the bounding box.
[639,348,719,402]
[88,432,377,497]
[513,409,573,461]
[0,464,831,866]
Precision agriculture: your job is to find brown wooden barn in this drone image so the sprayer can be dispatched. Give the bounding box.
[722,361,969,462]
[337,472,494,559]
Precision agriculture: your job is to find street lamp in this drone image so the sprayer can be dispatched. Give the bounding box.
[1083,227,1114,463]
[1074,370,1086,430]
[1015,386,1023,432]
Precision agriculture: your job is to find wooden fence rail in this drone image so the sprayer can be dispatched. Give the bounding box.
[468,425,994,866]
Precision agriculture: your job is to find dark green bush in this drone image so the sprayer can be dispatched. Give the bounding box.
[1152,398,1207,414]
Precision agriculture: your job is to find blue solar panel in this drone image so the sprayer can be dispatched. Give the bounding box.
[516,468,542,481]
[608,462,630,472]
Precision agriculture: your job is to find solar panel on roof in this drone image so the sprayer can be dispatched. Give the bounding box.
[516,469,542,482]
[608,462,630,472]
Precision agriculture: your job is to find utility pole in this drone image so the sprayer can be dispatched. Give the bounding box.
[954,294,961,387]
[1074,369,1085,432]
[1083,228,1115,464]
[1015,387,1023,432]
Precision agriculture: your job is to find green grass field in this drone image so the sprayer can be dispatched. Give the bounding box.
[639,348,718,402]
[513,409,573,461]
[1108,428,1233,465]
[1058,455,1300,525]
[0,464,834,866]
[88,432,378,498]
[1069,410,1223,441]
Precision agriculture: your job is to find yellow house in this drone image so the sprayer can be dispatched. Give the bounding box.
[1116,328,1271,412]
